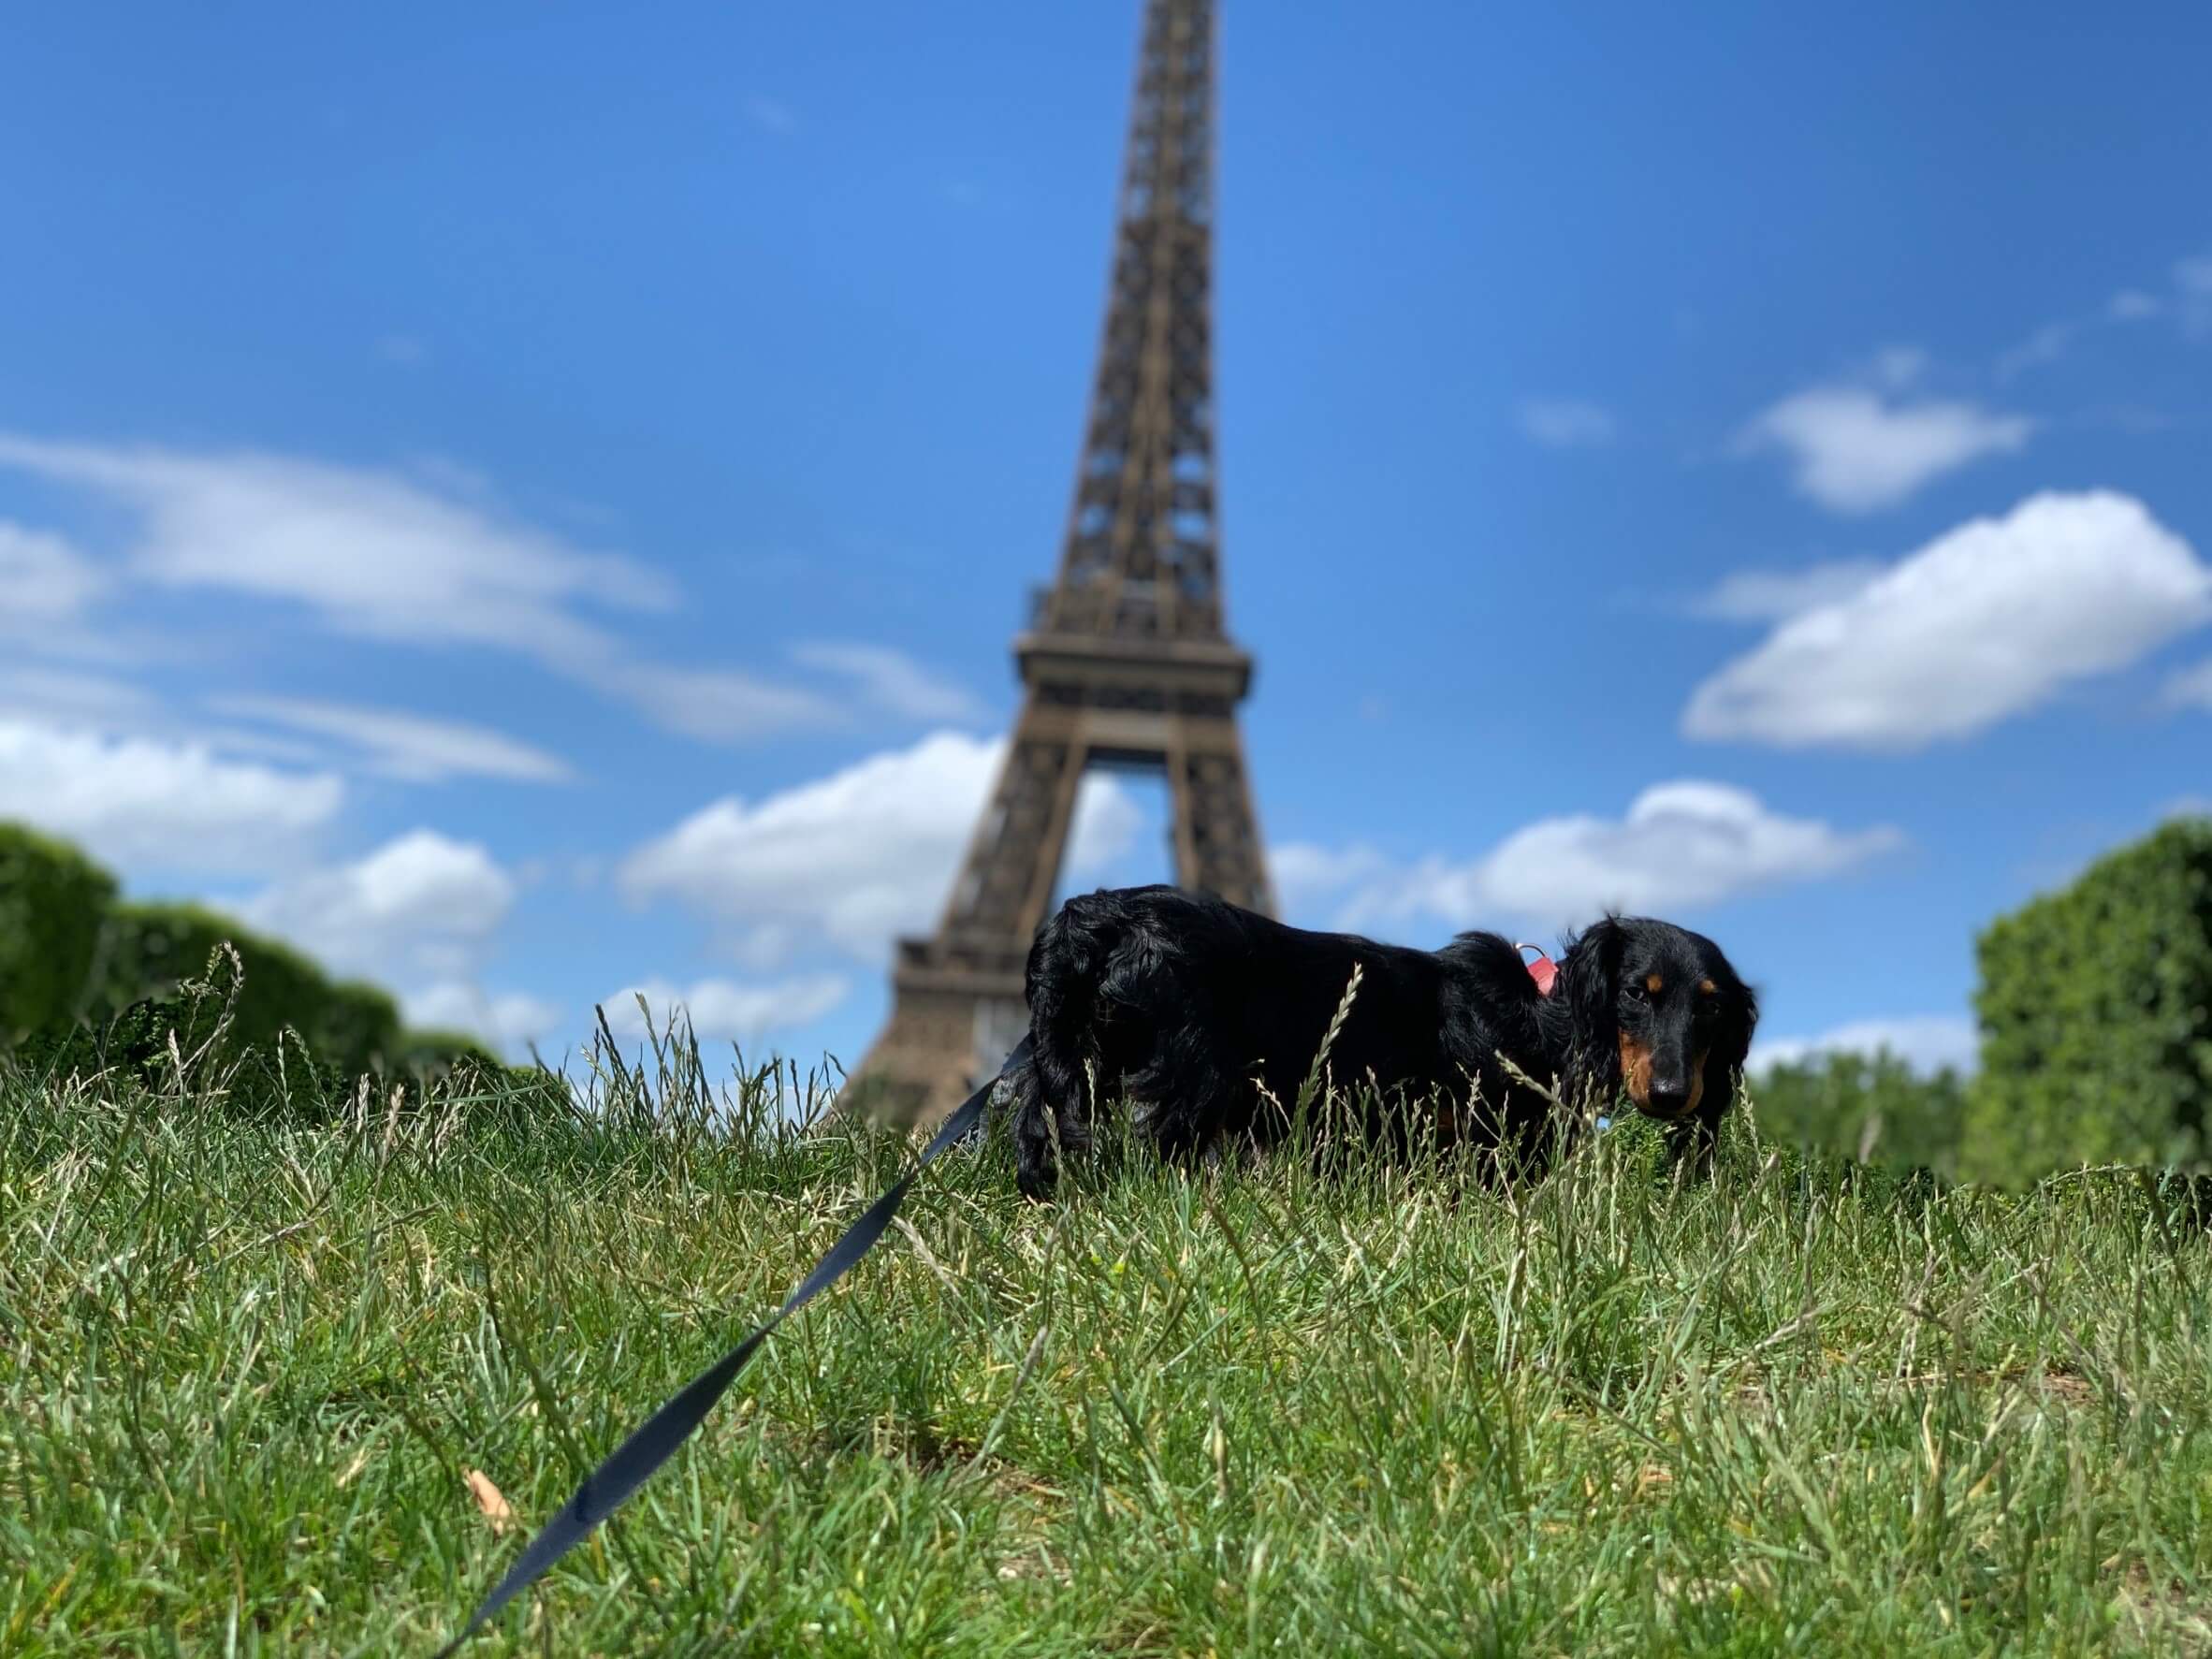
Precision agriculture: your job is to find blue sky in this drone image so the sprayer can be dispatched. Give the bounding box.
[4,1,2209,1079]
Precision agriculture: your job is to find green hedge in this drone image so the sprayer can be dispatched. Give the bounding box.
[1,821,546,1103]
[0,825,117,1042]
[84,901,404,1077]
[1962,817,2212,1186]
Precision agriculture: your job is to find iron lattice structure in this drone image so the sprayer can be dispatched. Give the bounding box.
[853,0,1273,1121]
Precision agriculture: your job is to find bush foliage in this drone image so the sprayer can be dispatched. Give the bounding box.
[0,821,542,1102]
[1964,817,2212,1186]
[0,823,116,1043]
[83,900,405,1075]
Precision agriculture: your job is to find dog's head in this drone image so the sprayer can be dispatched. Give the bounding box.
[1562,916,1757,1122]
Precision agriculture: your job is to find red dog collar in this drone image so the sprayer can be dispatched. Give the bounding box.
[1515,943,1557,997]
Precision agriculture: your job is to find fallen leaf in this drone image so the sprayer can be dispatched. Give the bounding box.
[465,1469,513,1535]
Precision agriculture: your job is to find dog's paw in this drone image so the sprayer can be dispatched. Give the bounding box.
[1014,1152,1058,1203]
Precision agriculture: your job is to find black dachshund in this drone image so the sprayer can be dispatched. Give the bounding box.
[1004,884,1756,1201]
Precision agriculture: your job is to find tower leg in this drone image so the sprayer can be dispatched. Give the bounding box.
[1173,727,1273,916]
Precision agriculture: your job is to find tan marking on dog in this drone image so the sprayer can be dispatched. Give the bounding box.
[1698,978,1717,996]
[1619,1032,1653,1106]
[1645,972,1664,995]
[1687,1048,1709,1114]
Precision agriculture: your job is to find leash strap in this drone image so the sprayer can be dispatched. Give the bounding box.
[435,1036,1028,1655]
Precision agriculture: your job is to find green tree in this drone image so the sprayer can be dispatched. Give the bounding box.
[1750,1049,1969,1179]
[1962,817,2212,1186]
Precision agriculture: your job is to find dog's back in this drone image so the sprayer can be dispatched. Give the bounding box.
[1011,885,1550,1196]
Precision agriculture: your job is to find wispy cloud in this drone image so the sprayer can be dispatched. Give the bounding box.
[210,694,574,784]
[375,334,430,369]
[789,642,987,725]
[1869,346,1928,390]
[1993,321,2074,381]
[1517,399,1617,448]
[2177,253,2212,337]
[0,521,107,625]
[2162,658,2212,712]
[0,435,966,746]
[744,95,797,136]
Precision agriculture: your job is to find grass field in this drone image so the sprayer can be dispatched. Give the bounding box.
[7,1030,2212,1656]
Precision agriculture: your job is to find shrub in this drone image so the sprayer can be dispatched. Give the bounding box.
[85,902,402,1077]
[1962,817,2212,1186]
[0,823,117,1043]
[402,1028,504,1070]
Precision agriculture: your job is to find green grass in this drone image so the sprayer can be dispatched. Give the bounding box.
[7,1032,2212,1657]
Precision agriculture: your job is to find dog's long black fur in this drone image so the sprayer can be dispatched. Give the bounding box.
[1003,884,1756,1201]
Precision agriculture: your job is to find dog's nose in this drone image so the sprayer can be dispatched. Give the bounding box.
[1648,1084,1692,1118]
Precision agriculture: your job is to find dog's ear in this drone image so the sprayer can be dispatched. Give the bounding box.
[1560,915,1626,1085]
[1698,975,1758,1110]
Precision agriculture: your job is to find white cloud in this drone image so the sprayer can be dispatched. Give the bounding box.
[602,975,850,1045]
[1275,781,1899,936]
[618,730,1140,968]
[1685,492,2212,750]
[0,717,342,871]
[789,642,988,725]
[0,521,106,624]
[404,982,562,1054]
[2110,289,2164,322]
[1518,400,1617,448]
[211,695,573,784]
[0,436,862,743]
[1750,1015,1978,1078]
[1690,559,1885,623]
[1734,386,2032,513]
[243,829,515,980]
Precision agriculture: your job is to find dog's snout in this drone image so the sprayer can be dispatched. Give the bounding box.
[1647,1083,1692,1118]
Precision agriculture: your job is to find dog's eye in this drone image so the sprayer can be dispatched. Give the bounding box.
[1622,983,1650,1005]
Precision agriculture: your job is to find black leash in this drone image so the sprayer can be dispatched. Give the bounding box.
[434,1037,1027,1655]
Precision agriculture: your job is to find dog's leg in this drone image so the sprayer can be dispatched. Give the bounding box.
[1013,1039,1100,1203]
[1010,1063,1062,1202]
[1000,1049,1055,1201]
[1664,1099,1726,1183]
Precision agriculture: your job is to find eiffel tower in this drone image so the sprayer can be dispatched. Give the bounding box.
[852,0,1272,1120]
